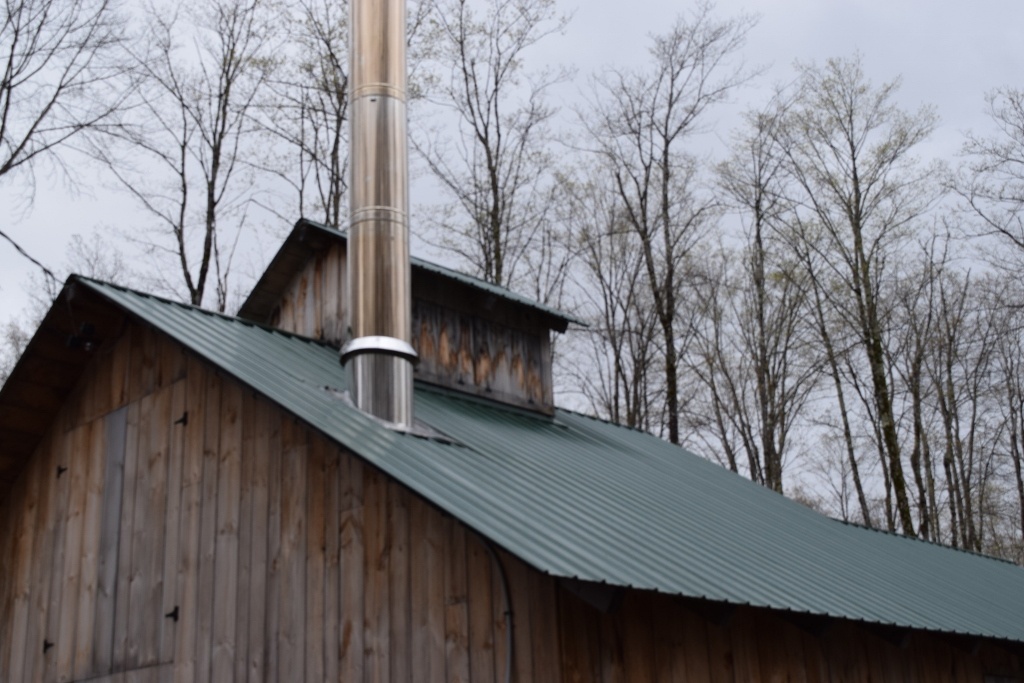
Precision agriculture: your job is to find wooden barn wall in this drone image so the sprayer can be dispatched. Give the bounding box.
[268,242,553,412]
[1,318,1022,682]
[557,588,1023,682]
[411,298,552,411]
[270,244,346,346]
[0,320,561,682]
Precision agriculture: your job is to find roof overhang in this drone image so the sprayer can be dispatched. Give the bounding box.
[0,278,129,498]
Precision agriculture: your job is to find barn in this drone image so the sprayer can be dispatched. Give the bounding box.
[1,219,1024,682]
[4,0,1024,678]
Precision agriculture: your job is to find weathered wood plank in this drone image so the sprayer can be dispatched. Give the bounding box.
[751,609,802,683]
[55,422,94,681]
[157,379,187,668]
[41,427,73,682]
[126,387,172,669]
[782,613,811,683]
[93,406,127,674]
[232,390,256,683]
[445,519,470,683]
[675,603,712,683]
[877,634,910,683]
[111,398,141,670]
[322,247,342,342]
[263,403,283,683]
[339,452,365,682]
[305,432,327,683]
[82,331,117,422]
[278,417,307,682]
[950,643,984,683]
[127,325,158,404]
[466,532,495,683]
[0,475,18,675]
[245,395,273,682]
[211,381,243,682]
[704,617,736,683]
[389,482,411,683]
[504,553,533,683]
[171,358,206,683]
[308,258,322,338]
[124,661,172,683]
[73,418,107,679]
[799,628,828,683]
[18,435,50,683]
[108,328,132,412]
[322,442,341,683]
[597,602,626,683]
[820,623,858,683]
[412,300,554,413]
[192,367,222,683]
[363,466,390,683]
[978,642,1019,681]
[410,495,445,683]
[651,594,683,683]
[5,434,45,681]
[557,589,601,683]
[157,335,187,391]
[528,570,561,683]
[921,633,953,683]
[619,592,654,683]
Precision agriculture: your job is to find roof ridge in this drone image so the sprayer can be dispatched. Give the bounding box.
[553,405,651,433]
[73,275,338,349]
[296,219,586,326]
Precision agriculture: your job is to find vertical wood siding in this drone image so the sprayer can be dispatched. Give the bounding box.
[269,242,555,413]
[0,322,559,681]
[556,588,1024,683]
[270,245,347,346]
[0,320,1022,681]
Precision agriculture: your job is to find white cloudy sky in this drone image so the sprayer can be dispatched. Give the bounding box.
[2,0,1022,326]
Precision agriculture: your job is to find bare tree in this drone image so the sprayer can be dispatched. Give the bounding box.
[990,275,1024,559]
[1,230,132,384]
[955,88,1024,266]
[250,0,436,230]
[887,242,941,540]
[250,0,350,228]
[583,2,755,445]
[93,0,279,311]
[1,0,129,181]
[685,97,818,492]
[564,169,661,431]
[415,0,569,292]
[1,0,131,271]
[778,56,939,535]
[0,319,30,384]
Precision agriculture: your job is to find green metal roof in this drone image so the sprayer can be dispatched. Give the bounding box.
[78,276,1024,644]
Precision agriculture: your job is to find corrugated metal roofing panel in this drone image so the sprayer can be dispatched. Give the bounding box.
[82,277,1024,644]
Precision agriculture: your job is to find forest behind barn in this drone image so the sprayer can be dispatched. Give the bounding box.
[3,0,1024,561]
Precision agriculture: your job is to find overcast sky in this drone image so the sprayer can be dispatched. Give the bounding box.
[2,0,1022,327]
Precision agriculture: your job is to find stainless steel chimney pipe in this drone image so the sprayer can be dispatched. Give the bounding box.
[340,0,417,429]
